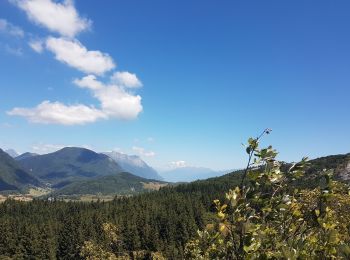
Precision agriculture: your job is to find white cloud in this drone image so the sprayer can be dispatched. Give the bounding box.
[28,39,44,53]
[46,37,115,75]
[0,18,24,37]
[169,160,187,168]
[8,74,143,125]
[147,137,155,142]
[8,1,144,125]
[74,75,143,120]
[73,74,104,90]
[132,146,155,157]
[11,0,90,37]
[31,143,66,154]
[7,100,106,125]
[94,85,142,120]
[111,71,142,88]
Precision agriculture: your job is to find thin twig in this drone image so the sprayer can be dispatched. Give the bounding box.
[240,128,270,189]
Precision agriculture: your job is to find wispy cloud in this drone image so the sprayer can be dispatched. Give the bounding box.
[0,18,24,37]
[28,39,44,53]
[132,146,156,157]
[2,44,23,56]
[0,122,14,128]
[31,143,92,154]
[31,143,66,154]
[10,0,91,38]
[169,160,187,168]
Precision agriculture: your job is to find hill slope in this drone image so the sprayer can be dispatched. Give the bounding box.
[52,172,168,196]
[0,149,41,192]
[104,151,163,180]
[18,147,123,187]
[16,152,39,161]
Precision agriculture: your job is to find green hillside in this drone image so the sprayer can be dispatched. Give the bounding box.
[18,147,123,187]
[52,172,168,196]
[0,149,41,193]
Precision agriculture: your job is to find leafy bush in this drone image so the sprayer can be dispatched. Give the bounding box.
[185,129,350,259]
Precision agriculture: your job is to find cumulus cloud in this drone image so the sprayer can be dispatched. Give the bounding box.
[11,0,90,37]
[111,71,142,88]
[94,86,142,120]
[8,0,144,125]
[8,75,143,125]
[0,18,24,37]
[74,75,143,120]
[132,146,155,157]
[46,37,115,75]
[28,39,44,53]
[169,161,187,168]
[73,74,104,90]
[7,100,106,125]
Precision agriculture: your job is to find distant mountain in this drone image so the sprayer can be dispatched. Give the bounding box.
[0,149,41,192]
[104,151,163,180]
[52,172,168,196]
[16,152,39,161]
[18,147,123,188]
[5,149,19,158]
[160,167,230,182]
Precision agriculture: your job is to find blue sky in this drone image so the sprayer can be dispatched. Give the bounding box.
[0,0,350,170]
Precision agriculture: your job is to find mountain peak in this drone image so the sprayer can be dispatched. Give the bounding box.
[16,152,39,161]
[104,151,162,180]
[18,147,123,188]
[5,149,19,158]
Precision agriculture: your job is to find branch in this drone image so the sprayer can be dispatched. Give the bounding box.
[240,128,271,189]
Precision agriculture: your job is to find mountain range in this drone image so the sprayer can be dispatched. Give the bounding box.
[1,146,350,198]
[159,166,231,182]
[1,147,166,196]
[17,147,123,188]
[103,151,162,180]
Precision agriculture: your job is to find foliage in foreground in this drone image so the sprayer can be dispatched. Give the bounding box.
[185,129,350,259]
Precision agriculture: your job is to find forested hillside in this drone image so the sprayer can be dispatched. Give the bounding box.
[18,147,123,188]
[0,149,42,193]
[0,185,217,259]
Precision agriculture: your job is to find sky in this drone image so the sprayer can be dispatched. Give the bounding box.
[0,0,350,171]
